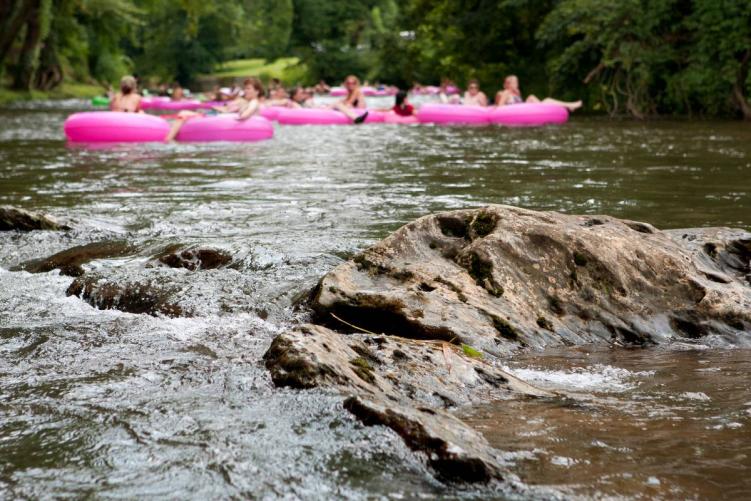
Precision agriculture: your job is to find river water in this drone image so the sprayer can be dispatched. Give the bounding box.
[0,100,749,499]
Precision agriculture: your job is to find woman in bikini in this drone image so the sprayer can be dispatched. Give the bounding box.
[495,75,583,111]
[164,78,264,142]
[110,75,143,113]
[331,75,368,124]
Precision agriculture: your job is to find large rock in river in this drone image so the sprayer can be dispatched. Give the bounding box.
[310,205,750,354]
[265,205,750,483]
[0,206,70,231]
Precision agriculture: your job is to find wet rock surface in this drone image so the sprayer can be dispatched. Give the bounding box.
[264,205,751,483]
[264,324,552,481]
[310,205,751,353]
[12,240,136,276]
[148,244,233,271]
[66,274,187,317]
[0,206,70,232]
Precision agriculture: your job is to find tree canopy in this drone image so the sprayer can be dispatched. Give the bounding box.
[1,0,749,118]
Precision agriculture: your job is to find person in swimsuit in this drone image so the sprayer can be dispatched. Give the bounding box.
[331,75,368,124]
[463,79,488,106]
[110,75,142,113]
[164,77,264,142]
[392,90,414,116]
[495,75,583,111]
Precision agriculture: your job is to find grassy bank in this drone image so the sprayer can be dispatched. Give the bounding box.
[0,82,104,106]
[204,57,310,85]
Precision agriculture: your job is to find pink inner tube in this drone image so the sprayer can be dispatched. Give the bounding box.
[260,106,285,121]
[148,100,204,111]
[175,115,274,142]
[417,104,491,125]
[276,108,381,125]
[329,87,347,97]
[488,103,569,126]
[383,111,419,124]
[64,112,170,142]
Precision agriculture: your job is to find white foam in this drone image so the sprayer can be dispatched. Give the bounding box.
[681,392,711,401]
[503,364,654,393]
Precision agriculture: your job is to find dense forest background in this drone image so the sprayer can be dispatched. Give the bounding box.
[1,0,750,118]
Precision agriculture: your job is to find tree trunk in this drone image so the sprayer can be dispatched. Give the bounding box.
[732,50,751,120]
[34,29,63,90]
[11,0,43,90]
[0,0,36,67]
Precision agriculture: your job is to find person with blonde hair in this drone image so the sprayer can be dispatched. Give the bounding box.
[330,75,368,124]
[164,77,264,142]
[495,75,582,111]
[110,75,142,112]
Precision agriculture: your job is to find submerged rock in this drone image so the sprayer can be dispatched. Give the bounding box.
[12,240,136,277]
[264,324,547,481]
[66,275,186,317]
[0,206,70,232]
[310,205,751,354]
[264,205,751,483]
[264,324,551,406]
[148,244,233,271]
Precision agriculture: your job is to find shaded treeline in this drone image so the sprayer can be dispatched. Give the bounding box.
[1,0,749,118]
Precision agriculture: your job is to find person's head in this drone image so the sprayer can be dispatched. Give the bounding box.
[171,85,184,101]
[292,86,307,102]
[395,90,408,107]
[504,75,519,92]
[243,77,264,100]
[344,75,360,92]
[120,75,137,95]
[467,79,480,95]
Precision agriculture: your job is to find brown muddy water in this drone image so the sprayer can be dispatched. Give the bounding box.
[0,99,750,499]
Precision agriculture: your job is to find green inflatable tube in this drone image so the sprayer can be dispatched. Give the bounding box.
[91,96,110,107]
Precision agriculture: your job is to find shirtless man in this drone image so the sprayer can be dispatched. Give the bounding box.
[495,75,583,111]
[110,75,142,112]
[463,79,488,106]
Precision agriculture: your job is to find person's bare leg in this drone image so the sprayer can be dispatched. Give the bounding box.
[333,102,368,123]
[542,97,583,111]
[525,94,540,103]
[332,102,358,120]
[164,111,199,142]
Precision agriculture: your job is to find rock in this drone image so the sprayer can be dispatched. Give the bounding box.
[264,324,552,482]
[148,244,232,271]
[264,324,552,407]
[264,205,751,483]
[12,240,136,277]
[344,395,507,482]
[310,205,751,354]
[0,206,70,232]
[66,275,186,317]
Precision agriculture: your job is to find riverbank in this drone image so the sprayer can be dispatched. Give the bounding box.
[0,83,104,106]
[198,57,310,88]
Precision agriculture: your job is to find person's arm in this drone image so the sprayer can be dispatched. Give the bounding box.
[237,98,260,120]
[479,92,488,106]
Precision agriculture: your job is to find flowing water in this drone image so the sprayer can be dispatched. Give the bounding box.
[0,100,749,499]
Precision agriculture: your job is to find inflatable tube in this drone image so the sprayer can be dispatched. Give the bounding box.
[417,104,491,125]
[276,108,381,125]
[91,96,110,107]
[488,103,569,126]
[64,112,170,142]
[149,100,204,111]
[260,106,284,121]
[139,96,170,110]
[329,87,347,97]
[383,111,419,124]
[175,115,274,142]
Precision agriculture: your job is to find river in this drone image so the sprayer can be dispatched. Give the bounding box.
[0,100,749,499]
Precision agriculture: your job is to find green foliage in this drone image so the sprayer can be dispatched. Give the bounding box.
[0,0,749,116]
